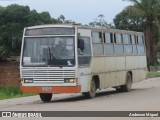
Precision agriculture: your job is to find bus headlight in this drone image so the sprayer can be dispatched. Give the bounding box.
[24,79,33,83]
[64,78,78,83]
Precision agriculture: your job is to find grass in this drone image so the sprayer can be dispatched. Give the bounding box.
[147,71,160,78]
[0,86,35,100]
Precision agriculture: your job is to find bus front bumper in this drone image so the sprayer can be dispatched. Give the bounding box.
[20,85,81,93]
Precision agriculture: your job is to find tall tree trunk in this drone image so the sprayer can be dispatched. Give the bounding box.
[154,15,160,63]
[145,24,154,70]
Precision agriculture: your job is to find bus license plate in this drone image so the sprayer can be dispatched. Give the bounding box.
[42,87,52,91]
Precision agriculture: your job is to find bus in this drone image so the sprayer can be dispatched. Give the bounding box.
[20,24,147,102]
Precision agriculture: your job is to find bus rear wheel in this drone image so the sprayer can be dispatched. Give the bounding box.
[122,73,132,92]
[39,93,52,102]
[116,73,132,92]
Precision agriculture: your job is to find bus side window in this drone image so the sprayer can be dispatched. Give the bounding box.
[114,33,124,55]
[92,31,103,56]
[137,35,145,55]
[92,31,102,43]
[123,33,132,55]
[104,32,114,55]
[132,34,138,54]
[78,37,91,66]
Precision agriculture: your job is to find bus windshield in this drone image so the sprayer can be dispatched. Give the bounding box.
[22,36,75,67]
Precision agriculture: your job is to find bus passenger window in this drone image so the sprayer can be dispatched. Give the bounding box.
[123,34,131,44]
[104,32,111,43]
[92,32,102,43]
[137,35,145,54]
[138,35,144,45]
[131,35,137,44]
[114,33,124,55]
[115,33,122,44]
[123,34,132,54]
[132,35,137,54]
[92,31,104,56]
[104,32,114,55]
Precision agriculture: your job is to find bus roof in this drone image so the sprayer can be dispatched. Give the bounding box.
[25,24,143,35]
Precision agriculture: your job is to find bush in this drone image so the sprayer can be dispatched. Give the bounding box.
[0,86,35,100]
[0,86,21,95]
[147,71,160,78]
[0,46,8,61]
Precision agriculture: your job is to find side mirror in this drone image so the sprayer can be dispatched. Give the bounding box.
[78,39,84,51]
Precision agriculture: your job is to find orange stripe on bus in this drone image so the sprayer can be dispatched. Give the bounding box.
[20,86,81,93]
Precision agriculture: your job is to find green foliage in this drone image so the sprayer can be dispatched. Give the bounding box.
[113,6,144,31]
[89,14,113,28]
[0,46,9,61]
[0,4,59,61]
[0,86,35,100]
[117,0,160,67]
[147,72,160,78]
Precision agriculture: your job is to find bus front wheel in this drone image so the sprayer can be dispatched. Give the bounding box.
[39,93,52,102]
[84,79,96,99]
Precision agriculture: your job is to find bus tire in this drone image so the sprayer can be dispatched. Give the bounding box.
[122,73,132,92]
[85,79,96,99]
[39,93,52,102]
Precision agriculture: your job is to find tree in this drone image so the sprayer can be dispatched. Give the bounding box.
[89,14,110,28]
[122,0,160,67]
[58,15,65,23]
[0,4,59,61]
[0,4,30,57]
[39,11,53,24]
[27,10,41,26]
[114,6,144,32]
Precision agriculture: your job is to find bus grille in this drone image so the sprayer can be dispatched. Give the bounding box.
[22,69,75,83]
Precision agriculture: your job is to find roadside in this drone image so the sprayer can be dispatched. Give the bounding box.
[147,71,160,78]
[0,71,159,100]
[0,77,160,110]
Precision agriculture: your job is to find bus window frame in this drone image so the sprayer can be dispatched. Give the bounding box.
[92,31,104,56]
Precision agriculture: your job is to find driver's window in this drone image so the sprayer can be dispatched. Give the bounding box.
[78,37,91,66]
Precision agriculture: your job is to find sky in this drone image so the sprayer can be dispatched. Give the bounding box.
[0,0,132,25]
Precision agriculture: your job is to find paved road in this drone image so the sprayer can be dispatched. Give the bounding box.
[0,78,160,120]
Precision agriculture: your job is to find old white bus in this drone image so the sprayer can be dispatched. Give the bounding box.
[20,24,147,102]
